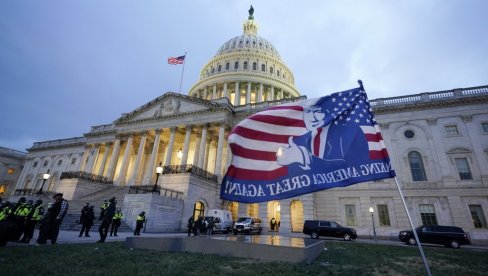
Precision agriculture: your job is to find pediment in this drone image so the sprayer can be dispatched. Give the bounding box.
[114,92,224,124]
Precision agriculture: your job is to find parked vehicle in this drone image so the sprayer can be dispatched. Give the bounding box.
[233,217,262,235]
[303,220,357,241]
[399,225,471,249]
[206,209,233,233]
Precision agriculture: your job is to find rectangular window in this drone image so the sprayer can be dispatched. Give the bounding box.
[7,168,16,174]
[445,125,459,135]
[71,158,76,165]
[469,205,487,228]
[482,122,488,133]
[419,204,437,226]
[377,204,391,226]
[345,204,357,226]
[43,161,48,167]
[455,158,472,180]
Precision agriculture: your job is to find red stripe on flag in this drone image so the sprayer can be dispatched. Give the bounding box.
[267,105,304,111]
[231,126,291,144]
[249,115,305,127]
[230,143,277,161]
[313,128,322,156]
[369,149,389,159]
[364,133,381,143]
[225,165,288,181]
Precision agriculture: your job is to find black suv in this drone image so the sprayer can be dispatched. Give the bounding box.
[303,220,357,241]
[399,225,471,249]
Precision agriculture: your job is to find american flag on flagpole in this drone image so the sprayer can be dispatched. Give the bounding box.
[221,86,395,203]
[168,55,185,65]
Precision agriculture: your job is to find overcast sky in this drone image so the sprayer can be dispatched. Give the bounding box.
[1,0,487,152]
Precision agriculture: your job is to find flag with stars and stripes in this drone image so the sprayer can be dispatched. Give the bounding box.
[221,86,396,203]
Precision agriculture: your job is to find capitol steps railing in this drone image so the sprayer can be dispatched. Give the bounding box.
[60,171,113,184]
[128,185,183,199]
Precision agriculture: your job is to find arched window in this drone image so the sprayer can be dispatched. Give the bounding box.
[234,61,239,70]
[408,151,427,181]
[252,62,257,70]
[261,64,266,72]
[211,67,215,73]
[226,62,230,70]
[277,70,280,77]
[218,65,222,72]
[243,61,248,70]
[270,67,274,74]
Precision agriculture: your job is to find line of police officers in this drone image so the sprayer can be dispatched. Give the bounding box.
[0,192,68,246]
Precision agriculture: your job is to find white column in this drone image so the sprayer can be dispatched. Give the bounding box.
[203,87,208,100]
[79,146,91,172]
[258,83,263,102]
[215,124,226,176]
[143,129,162,184]
[164,127,176,166]
[181,125,192,166]
[106,138,121,181]
[246,82,251,104]
[197,124,208,168]
[14,159,32,191]
[128,133,147,186]
[97,142,111,176]
[223,83,228,99]
[234,82,240,106]
[280,89,284,100]
[212,85,217,100]
[86,144,100,174]
[270,86,275,101]
[193,134,201,165]
[116,135,134,185]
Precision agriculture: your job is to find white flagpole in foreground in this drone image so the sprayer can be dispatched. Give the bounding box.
[359,80,431,276]
[178,52,187,94]
[394,177,432,276]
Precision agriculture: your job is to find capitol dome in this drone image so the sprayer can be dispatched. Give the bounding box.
[188,7,301,106]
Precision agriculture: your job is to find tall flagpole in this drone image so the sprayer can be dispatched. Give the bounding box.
[358,79,431,276]
[178,52,187,94]
[394,177,432,276]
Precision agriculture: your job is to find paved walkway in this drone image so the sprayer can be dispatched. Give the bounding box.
[5,229,488,252]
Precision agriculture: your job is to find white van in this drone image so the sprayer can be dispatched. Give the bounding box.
[233,217,263,235]
[206,209,233,233]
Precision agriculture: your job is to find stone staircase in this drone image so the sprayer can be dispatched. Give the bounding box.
[60,186,133,232]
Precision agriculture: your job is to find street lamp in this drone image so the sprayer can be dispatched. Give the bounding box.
[369,206,377,242]
[36,169,50,195]
[152,162,163,193]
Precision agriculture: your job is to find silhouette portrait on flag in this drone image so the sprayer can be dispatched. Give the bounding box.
[276,100,369,171]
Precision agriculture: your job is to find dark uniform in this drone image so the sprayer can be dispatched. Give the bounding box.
[134,211,145,235]
[14,199,32,241]
[79,206,95,237]
[97,198,116,243]
[20,200,43,244]
[187,216,194,237]
[110,210,123,236]
[37,193,68,245]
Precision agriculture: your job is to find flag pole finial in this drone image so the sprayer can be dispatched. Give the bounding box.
[358,79,364,91]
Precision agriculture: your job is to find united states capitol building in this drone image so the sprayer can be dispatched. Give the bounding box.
[8,9,488,241]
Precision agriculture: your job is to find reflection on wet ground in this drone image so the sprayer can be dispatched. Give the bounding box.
[208,234,319,248]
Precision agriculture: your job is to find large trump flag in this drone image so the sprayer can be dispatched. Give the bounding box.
[221,86,396,203]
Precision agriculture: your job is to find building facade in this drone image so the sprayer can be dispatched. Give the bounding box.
[0,147,26,198]
[9,10,488,240]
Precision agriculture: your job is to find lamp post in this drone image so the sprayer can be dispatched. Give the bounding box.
[152,162,163,193]
[37,169,51,195]
[369,206,377,242]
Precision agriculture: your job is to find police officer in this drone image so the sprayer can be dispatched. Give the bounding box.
[134,211,145,235]
[97,197,116,243]
[0,201,11,221]
[20,199,43,244]
[110,209,123,237]
[99,200,109,220]
[14,198,32,241]
[79,206,95,237]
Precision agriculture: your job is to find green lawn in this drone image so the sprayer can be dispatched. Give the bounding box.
[0,241,486,275]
